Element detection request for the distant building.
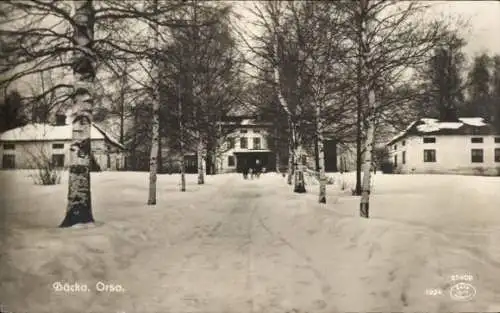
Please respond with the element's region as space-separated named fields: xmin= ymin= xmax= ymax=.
xmin=217 ymin=116 xmax=344 ymax=173
xmin=0 ymin=113 xmax=125 ymax=170
xmin=217 ymin=117 xmax=274 ymax=173
xmin=386 ymin=117 xmax=500 ymax=175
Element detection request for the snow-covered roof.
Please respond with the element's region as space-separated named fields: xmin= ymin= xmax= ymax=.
xmin=386 ymin=117 xmax=492 ymax=146
xmin=0 ymin=123 xmax=125 ymax=149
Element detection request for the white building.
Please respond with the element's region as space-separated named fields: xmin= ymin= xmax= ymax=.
xmin=386 ymin=117 xmax=500 ymax=175
xmin=0 ymin=114 xmax=125 ymax=171
xmin=217 ymin=118 xmax=274 ymax=173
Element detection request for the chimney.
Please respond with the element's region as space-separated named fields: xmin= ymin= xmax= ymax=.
xmin=65 ymin=109 xmax=73 ymax=125
xmin=55 ymin=113 xmax=66 ymax=126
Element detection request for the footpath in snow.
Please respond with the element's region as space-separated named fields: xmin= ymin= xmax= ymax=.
xmin=1 ymin=171 xmax=500 ymax=313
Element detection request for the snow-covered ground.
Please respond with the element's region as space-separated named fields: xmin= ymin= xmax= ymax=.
xmin=1 ymin=170 xmax=500 ymax=313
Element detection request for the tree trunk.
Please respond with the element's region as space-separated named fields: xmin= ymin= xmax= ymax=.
xmin=60 ymin=0 xmax=96 ymax=228
xmin=147 ymin=0 xmax=159 ymax=205
xmin=360 ymin=89 xmax=376 ymax=218
xmin=355 ymin=67 xmax=363 ymax=195
xmin=291 ymin=123 xmax=306 ymax=193
xmin=287 ymin=125 xmax=294 ymax=185
xmin=178 ymin=72 xmax=186 ymax=192
xmin=158 ymin=135 xmax=163 ymax=173
xmin=131 ymin=106 xmax=138 ymax=170
xmin=197 ymin=134 xmax=205 ymax=184
xmin=293 ymin=144 xmax=306 ymax=193
xmin=317 ymin=104 xmax=326 ymax=203
xmin=179 ymin=135 xmax=186 ymax=192
xmin=275 ymin=125 xmax=280 ymax=174
xmin=119 ymin=61 xmax=127 ymax=146
xmin=359 ymin=0 xmax=375 ymax=218
xmin=314 ymin=133 xmax=320 ymax=172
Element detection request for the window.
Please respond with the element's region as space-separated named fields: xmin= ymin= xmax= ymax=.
xmin=2 ymin=155 xmax=15 ymax=169
xmin=495 ymin=148 xmax=500 ymax=163
xmin=55 ymin=114 xmax=66 ymax=126
xmin=394 ymin=144 xmax=397 ymax=150
xmin=52 ymin=143 xmax=64 ymax=149
xmin=471 ymin=149 xmax=483 ymax=163
xmin=52 ymin=154 xmax=65 ymax=167
xmin=495 ymin=137 xmax=500 ymax=143
xmin=240 ymin=137 xmax=248 ymax=149
xmin=423 ymin=137 xmax=436 ymax=143
xmin=423 ymin=149 xmax=436 ymax=162
xmin=228 ymin=138 xmax=235 ymax=149
xmin=402 ymin=151 xmax=406 ymax=164
xmin=240 ymin=129 xmax=247 ymax=133
xmin=471 ymin=137 xmax=483 ymax=143
xmin=3 ymin=143 xmax=15 ymax=150
xmin=253 ymin=137 xmax=261 ymax=150
xmin=402 ymin=140 xmax=406 ymax=146
xmin=254 ymin=129 xmax=260 ymax=133
xmin=228 ymin=155 xmax=235 ymax=166
xmin=394 ymin=155 xmax=398 ymax=167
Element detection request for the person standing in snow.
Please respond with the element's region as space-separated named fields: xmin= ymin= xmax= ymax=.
xmin=242 ymin=164 xmax=248 ymax=179
xmin=254 ymin=159 xmax=261 ymax=179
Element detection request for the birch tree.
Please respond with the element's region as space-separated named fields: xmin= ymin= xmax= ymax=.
xmin=60 ymin=0 xmax=96 ymax=227
xmin=147 ymin=0 xmax=160 ymax=205
xmin=357 ymin=0 xmax=376 ymax=218
xmin=243 ymin=1 xmax=349 ymax=194
xmin=339 ymin=0 xmax=460 ymax=217
xmin=178 ymin=71 xmax=186 ymax=191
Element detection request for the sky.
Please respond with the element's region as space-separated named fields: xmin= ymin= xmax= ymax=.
xmin=9 ymin=0 xmax=500 ymax=99
xmin=232 ymin=0 xmax=500 ymax=61
xmin=428 ymin=1 xmax=500 ymax=57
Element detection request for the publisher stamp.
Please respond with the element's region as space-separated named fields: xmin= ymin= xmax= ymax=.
xmin=449 ymin=282 xmax=476 ymax=301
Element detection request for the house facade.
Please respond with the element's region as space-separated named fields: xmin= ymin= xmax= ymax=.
xmin=215 ymin=117 xmax=346 ymax=173
xmin=0 ymin=115 xmax=125 ymax=171
xmin=217 ymin=118 xmax=274 ymax=173
xmin=386 ymin=117 xmax=500 ymax=175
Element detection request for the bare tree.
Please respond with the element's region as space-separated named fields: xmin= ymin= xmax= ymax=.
xmin=147 ymin=0 xmax=160 ymax=205
xmin=337 ymin=0 xmax=461 ymax=217
xmin=60 ymin=0 xmax=96 ymax=227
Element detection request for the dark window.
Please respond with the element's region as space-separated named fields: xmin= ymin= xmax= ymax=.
xmin=55 ymin=114 xmax=66 ymax=126
xmin=228 ymin=138 xmax=235 ymax=149
xmin=394 ymin=144 xmax=397 ymax=150
xmin=240 ymin=129 xmax=247 ymax=133
xmin=495 ymin=148 xmax=500 ymax=162
xmin=240 ymin=137 xmax=247 ymax=149
xmin=423 ymin=149 xmax=436 ymax=162
xmin=254 ymin=129 xmax=260 ymax=133
xmin=253 ymin=137 xmax=261 ymax=150
xmin=228 ymin=155 xmax=235 ymax=166
xmin=394 ymin=155 xmax=398 ymax=167
xmin=495 ymin=137 xmax=500 ymax=143
xmin=402 ymin=140 xmax=406 ymax=146
xmin=3 ymin=143 xmax=15 ymax=150
xmin=402 ymin=151 xmax=406 ymax=164
xmin=52 ymin=143 xmax=64 ymax=149
xmin=52 ymin=154 xmax=65 ymax=167
xmin=471 ymin=149 xmax=483 ymax=163
xmin=471 ymin=137 xmax=483 ymax=143
xmin=423 ymin=137 xmax=436 ymax=143
xmin=2 ymin=155 xmax=15 ymax=168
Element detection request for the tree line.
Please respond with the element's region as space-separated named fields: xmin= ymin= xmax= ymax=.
xmin=0 ymin=0 xmax=497 ymax=227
